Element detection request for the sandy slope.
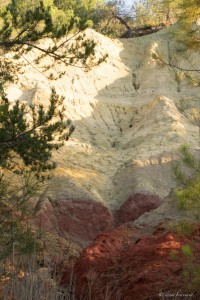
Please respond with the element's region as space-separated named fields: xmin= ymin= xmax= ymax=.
xmin=6 ymin=28 xmax=200 ymax=211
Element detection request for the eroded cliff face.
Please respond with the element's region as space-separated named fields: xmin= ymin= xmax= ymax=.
xmin=5 ymin=28 xmax=200 ymax=244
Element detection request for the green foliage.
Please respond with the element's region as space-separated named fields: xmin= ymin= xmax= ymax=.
xmin=128 ymin=0 xmax=178 ymax=28
xmin=54 ymin=0 xmax=100 ymax=25
xmin=133 ymin=0 xmax=200 ymax=29
xmin=188 ymin=266 xmax=200 ymax=291
xmin=179 ymin=144 xmax=196 ymax=170
xmin=0 ymin=89 xmax=74 ymax=259
xmin=173 ymin=145 xmax=200 ymax=215
xmin=170 ymin=242 xmax=200 ymax=292
xmin=170 ymin=0 xmax=200 ymax=50
xmin=0 ymin=79 xmax=73 ymax=259
xmin=172 ymin=144 xmax=200 ymax=291
xmin=173 ymin=144 xmax=198 ymax=185
xmin=0 ymin=0 xmax=104 ymax=264
xmin=93 ymin=1 xmax=133 ymax=37
xmin=0 ymin=221 xmax=41 ymax=259
xmin=0 ymin=170 xmax=42 ymax=260
xmin=173 ymin=163 xmax=187 ymax=186
xmin=73 ymin=0 xmax=99 ymax=26
xmin=0 ymin=0 xmax=73 ymax=39
xmin=175 ymin=178 xmax=200 ymax=211
xmin=181 ymin=244 xmax=200 ymax=292
xmin=181 ymin=244 xmax=194 ymax=259
xmin=133 ymin=0 xmax=163 ymax=27
xmin=0 ymin=88 xmax=74 ymax=177
xmin=0 ymin=0 xmax=106 ymax=70
xmin=168 ymin=220 xmax=196 ymax=236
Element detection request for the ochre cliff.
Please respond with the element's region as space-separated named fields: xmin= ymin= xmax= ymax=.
xmin=5 ymin=27 xmax=200 ymax=252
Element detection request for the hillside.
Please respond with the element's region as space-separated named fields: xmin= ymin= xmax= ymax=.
xmin=3 ymin=25 xmax=200 ymax=298
xmin=6 ymin=27 xmax=200 ymax=207
xmin=4 ymin=26 xmax=200 ymax=236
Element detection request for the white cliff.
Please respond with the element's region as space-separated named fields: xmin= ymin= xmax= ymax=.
xmin=6 ymin=27 xmax=200 ymax=211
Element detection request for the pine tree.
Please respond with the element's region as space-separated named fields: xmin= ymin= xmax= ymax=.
xmin=170 ymin=0 xmax=200 ymax=50
xmin=0 ymin=0 xmax=104 ymax=261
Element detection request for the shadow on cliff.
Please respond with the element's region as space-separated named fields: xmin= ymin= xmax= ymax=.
xmin=62 ymin=29 xmax=180 ymax=211
xmin=35 ymin=29 xmax=188 ymax=246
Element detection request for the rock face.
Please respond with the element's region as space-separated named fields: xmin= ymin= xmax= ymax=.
xmin=34 ymin=198 xmax=113 ymax=243
xmin=61 ymin=225 xmax=200 ymax=300
xmin=117 ymin=193 xmax=161 ymax=224
xmin=5 ymin=27 xmax=200 ymax=249
xmin=6 ymin=27 xmax=200 ymax=215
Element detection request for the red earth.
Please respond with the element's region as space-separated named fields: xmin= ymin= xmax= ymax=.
xmin=35 ymin=198 xmax=113 ymax=242
xmin=116 ymin=193 xmax=161 ymax=225
xmin=34 ymin=193 xmax=161 ymax=243
xmin=61 ymin=224 xmax=200 ymax=300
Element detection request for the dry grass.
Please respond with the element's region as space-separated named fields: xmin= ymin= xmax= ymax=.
xmin=0 ymin=255 xmax=73 ymax=300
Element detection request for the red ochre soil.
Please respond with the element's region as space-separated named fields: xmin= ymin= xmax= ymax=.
xmin=35 ymin=193 xmax=200 ymax=299
xmin=61 ymin=224 xmax=200 ymax=300
xmin=117 ymin=193 xmax=161 ymax=225
xmin=35 ymin=199 xmax=113 ymax=242
xmin=34 ymin=193 xmax=160 ymax=243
